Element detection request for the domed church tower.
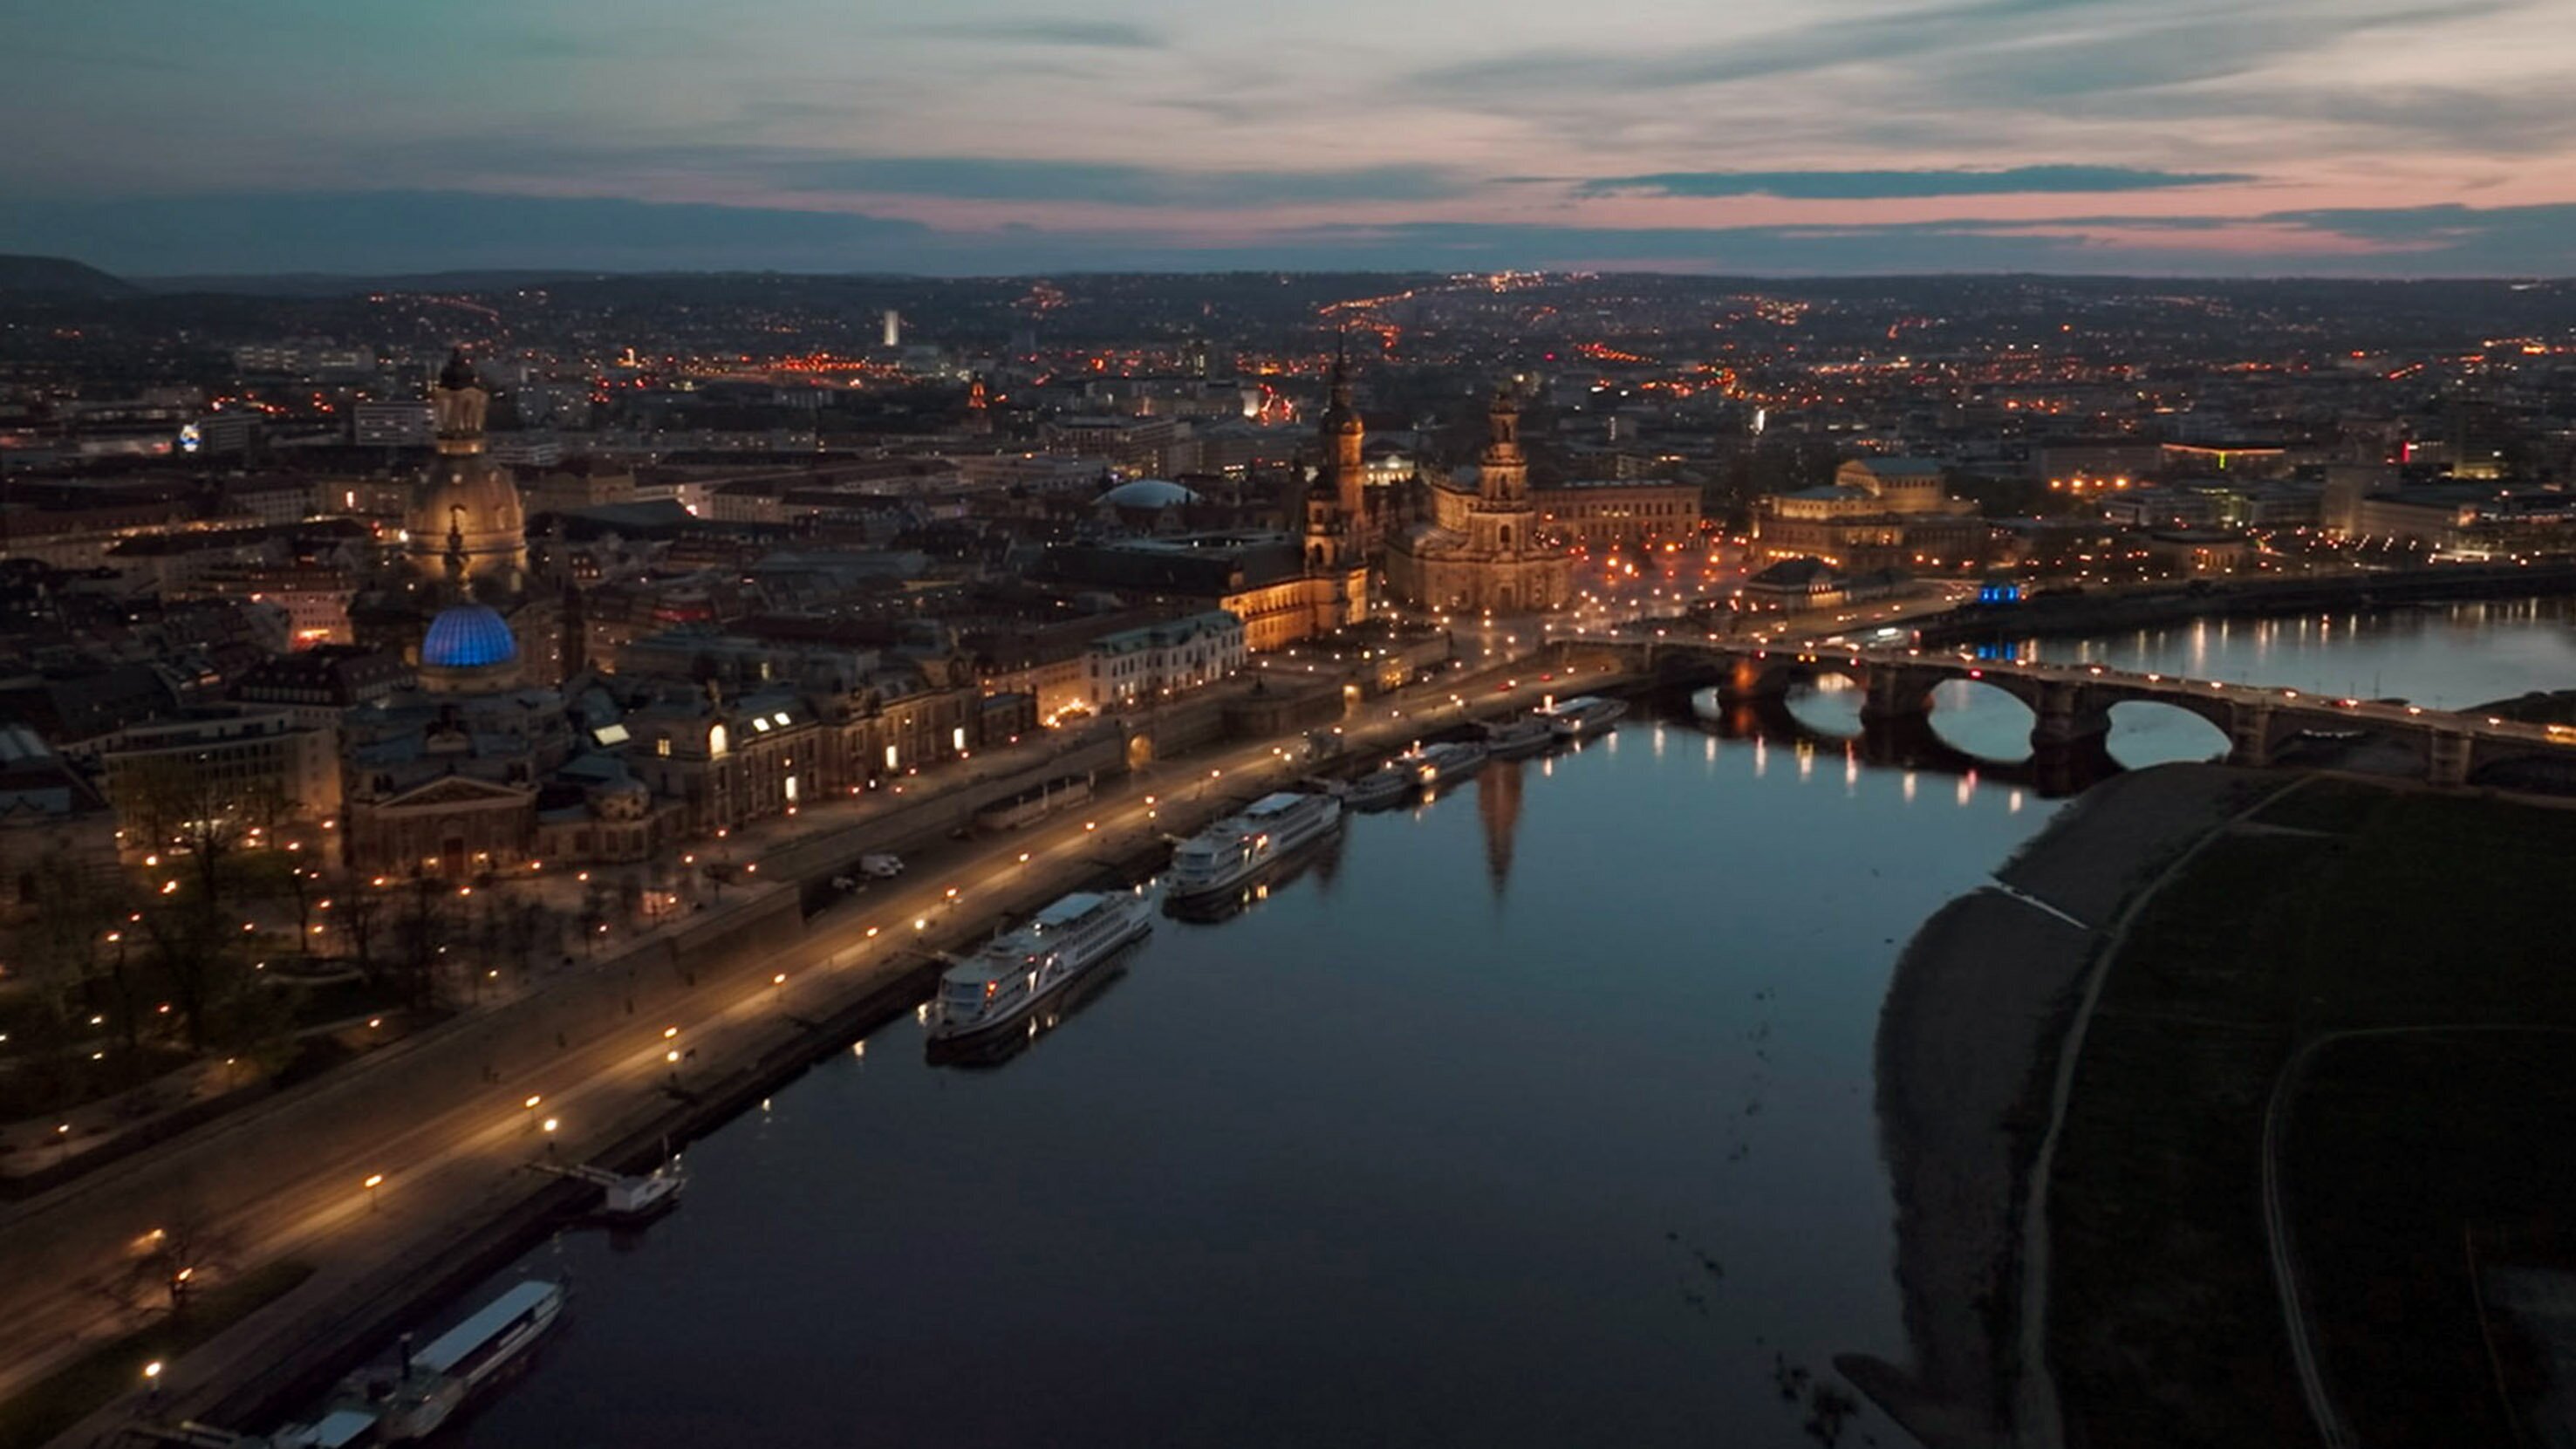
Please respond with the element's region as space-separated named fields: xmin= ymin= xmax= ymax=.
xmin=405 ymin=348 xmax=526 ymax=595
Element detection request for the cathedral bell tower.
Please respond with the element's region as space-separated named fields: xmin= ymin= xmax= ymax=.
xmin=1478 ymin=386 xmax=1527 ymax=505
xmin=1322 ymin=333 xmax=1365 ymax=521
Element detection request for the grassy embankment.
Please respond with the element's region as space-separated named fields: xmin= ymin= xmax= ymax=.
xmin=0 ymin=1260 xmax=315 ymax=1448
xmin=2046 ymin=780 xmax=2576 ymax=1447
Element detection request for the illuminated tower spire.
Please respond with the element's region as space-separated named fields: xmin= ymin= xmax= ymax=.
xmin=1322 ymin=331 xmax=1364 ymax=520
xmin=1479 ymin=385 xmax=1526 ymax=505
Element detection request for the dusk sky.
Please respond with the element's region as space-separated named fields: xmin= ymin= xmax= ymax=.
xmin=6 ymin=0 xmax=2574 ymax=276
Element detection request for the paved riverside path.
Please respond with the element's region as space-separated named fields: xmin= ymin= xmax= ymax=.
xmin=15 ymin=642 xmax=1625 ymax=1446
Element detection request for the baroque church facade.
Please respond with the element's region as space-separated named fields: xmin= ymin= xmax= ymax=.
xmin=1385 ymin=388 xmax=1574 ymax=614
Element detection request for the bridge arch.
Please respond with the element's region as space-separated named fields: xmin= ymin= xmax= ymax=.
xmin=1920 ymin=677 xmax=2040 ymax=762
xmin=2467 ymin=742 xmax=2576 ymax=794
xmin=2101 ymin=699 xmax=2231 ymax=768
xmin=1728 ymin=651 xmax=1869 ymax=701
xmin=1774 ymin=669 xmax=1869 ymax=737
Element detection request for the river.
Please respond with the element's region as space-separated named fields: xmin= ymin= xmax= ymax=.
xmin=427 ymin=598 xmax=2576 ymax=1449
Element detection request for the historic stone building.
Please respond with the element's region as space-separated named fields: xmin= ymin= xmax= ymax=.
xmin=352 ymin=350 xmax=567 ymax=686
xmin=1386 ymin=388 xmax=1574 ymax=615
xmin=410 ymin=350 xmax=528 ymax=591
xmin=1751 ymin=456 xmax=1985 ymax=571
xmin=1531 ymin=477 xmax=1705 ymax=552
xmin=1036 ymin=352 xmax=1372 ymax=652
xmin=339 ymin=602 xmax=571 ymax=877
xmin=1294 ymin=343 xmax=1371 ymax=627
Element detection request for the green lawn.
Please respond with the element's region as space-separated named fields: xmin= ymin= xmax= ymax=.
xmin=0 ymin=1260 xmax=314 ymax=1449
xmin=2285 ymin=1033 xmax=2576 ymax=1449
xmin=2045 ymin=780 xmax=2576 ymax=1446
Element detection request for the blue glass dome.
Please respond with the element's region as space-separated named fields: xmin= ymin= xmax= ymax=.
xmin=421 ymin=605 xmax=518 ymax=669
xmin=1097 ymin=478 xmax=1199 ymax=509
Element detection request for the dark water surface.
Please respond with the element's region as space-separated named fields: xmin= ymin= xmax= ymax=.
xmin=437 ymin=601 xmax=2576 ymax=1449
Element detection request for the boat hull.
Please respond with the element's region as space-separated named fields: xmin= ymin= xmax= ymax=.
xmin=1483 ymin=725 xmax=1554 ymax=759
xmin=1346 ymin=772 xmax=1410 ymax=809
xmin=1548 ymin=701 xmax=1629 ymax=739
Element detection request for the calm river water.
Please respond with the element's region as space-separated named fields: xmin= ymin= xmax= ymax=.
xmin=436 ymin=598 xmax=2575 ymax=1449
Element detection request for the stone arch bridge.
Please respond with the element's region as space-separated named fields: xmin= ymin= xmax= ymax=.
xmin=1564 ymin=637 xmax=2573 ymax=789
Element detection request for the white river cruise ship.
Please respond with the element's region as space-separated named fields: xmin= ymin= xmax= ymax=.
xmin=1166 ymin=791 xmax=1343 ymax=904
xmin=930 ymin=889 xmax=1155 ymax=1042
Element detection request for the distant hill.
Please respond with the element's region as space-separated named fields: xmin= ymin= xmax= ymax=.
xmin=132 ymin=269 xmax=615 ymax=297
xmin=0 ymin=255 xmax=140 ymax=299
xmin=126 ymin=268 xmax=936 ymax=297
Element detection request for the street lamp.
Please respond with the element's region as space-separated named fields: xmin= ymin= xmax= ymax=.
xmin=363 ymin=1172 xmax=385 ymax=1211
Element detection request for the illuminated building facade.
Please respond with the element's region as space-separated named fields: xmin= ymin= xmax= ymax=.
xmin=1530 ymin=478 xmax=1704 ymax=551
xmin=1385 ymin=388 xmax=1574 ymax=614
xmin=1753 ymin=457 xmax=1985 ymax=571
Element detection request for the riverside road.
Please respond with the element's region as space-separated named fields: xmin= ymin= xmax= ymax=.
xmin=0 ymin=646 xmax=1603 ymax=1443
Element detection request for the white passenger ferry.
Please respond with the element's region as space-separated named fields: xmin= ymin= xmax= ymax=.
xmin=930 ymin=889 xmax=1154 ymax=1043
xmin=1538 ymin=694 xmax=1628 ymax=740
xmin=1166 ymin=791 xmax=1343 ymax=904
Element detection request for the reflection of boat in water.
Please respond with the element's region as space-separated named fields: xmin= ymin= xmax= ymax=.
xmin=1479 ymin=713 xmax=1555 ymax=759
xmin=1539 ymin=694 xmax=1628 ymax=739
xmin=311 ymin=1279 xmax=569 ymax=1443
xmin=928 ymin=888 xmax=1154 ymax=1047
xmin=928 ymin=960 xmax=1131 ymax=1068
xmin=1165 ymin=791 xmax=1343 ymax=907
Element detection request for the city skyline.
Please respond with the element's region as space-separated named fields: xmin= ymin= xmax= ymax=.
xmin=6 ymin=0 xmax=2575 ymax=276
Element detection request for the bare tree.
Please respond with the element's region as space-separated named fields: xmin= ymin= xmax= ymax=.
xmin=389 ymin=874 xmax=454 ymax=1012
xmin=336 ymin=876 xmax=388 ymax=981
xmin=98 ymin=1200 xmax=235 ymax=1322
xmin=10 ymin=845 xmax=129 ymax=1046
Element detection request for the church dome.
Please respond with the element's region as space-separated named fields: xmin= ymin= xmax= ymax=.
xmin=406 ymin=452 xmax=527 ymax=586
xmin=1097 ymin=478 xmax=1200 ymax=509
xmin=422 ymin=604 xmax=518 ymax=670
xmin=587 ymin=776 xmax=650 ymax=822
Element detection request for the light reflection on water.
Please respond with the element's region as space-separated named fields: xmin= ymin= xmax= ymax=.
xmin=426 ymin=601 xmax=2576 ymax=1449
xmin=1778 ymin=598 xmax=2576 ymax=770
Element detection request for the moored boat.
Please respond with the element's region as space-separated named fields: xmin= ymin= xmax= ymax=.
xmin=1166 ymin=791 xmax=1343 ymax=904
xmin=600 ymin=1159 xmax=685 ymax=1220
xmin=1346 ymin=763 xmax=1412 ymax=808
xmin=1402 ymin=738 xmax=1489 ymax=787
xmin=1538 ymin=694 xmax=1628 ymax=740
xmin=930 ymin=888 xmax=1154 ymax=1044
xmin=1479 ymin=713 xmax=1554 ymax=759
xmin=332 ymin=1279 xmax=567 ymax=1441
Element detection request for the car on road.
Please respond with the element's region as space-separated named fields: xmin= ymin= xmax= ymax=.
xmin=859 ymin=853 xmax=904 ymax=878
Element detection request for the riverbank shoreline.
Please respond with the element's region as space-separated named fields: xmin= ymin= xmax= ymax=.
xmin=1841 ymin=763 xmax=2273 ymax=1448
xmin=1917 ymin=562 xmax=2576 ymax=648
